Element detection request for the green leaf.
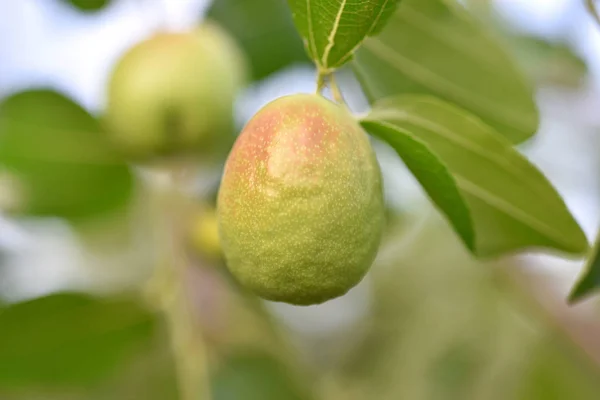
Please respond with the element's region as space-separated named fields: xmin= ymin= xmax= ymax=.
xmin=0 ymin=293 xmax=157 ymax=388
xmin=370 ymin=124 xmax=474 ymax=251
xmin=212 ymin=352 xmax=310 ymax=400
xmin=428 ymin=341 xmax=482 ymax=400
xmin=517 ymin=335 xmax=600 ymax=400
xmin=362 ymin=95 xmax=587 ymax=257
xmin=60 ymin=0 xmax=113 ymax=13
xmin=569 ymin=233 xmax=600 ymax=302
xmin=505 ymin=34 xmax=588 ymax=89
xmin=207 ymin=0 xmax=309 ymax=81
xmin=287 ymin=0 xmax=399 ymax=71
xmin=353 ymin=0 xmax=539 ymax=144
xmin=0 ymin=89 xmax=134 ymax=221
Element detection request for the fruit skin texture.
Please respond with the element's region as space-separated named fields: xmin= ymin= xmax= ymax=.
xmin=104 ymin=22 xmax=246 ymax=160
xmin=217 ymin=94 xmax=384 ymax=305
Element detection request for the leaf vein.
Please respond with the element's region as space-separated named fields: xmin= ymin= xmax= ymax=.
xmin=361 ymin=38 xmax=533 ymax=131
xmin=397 ymin=3 xmax=499 ymax=69
xmin=321 ymin=0 xmax=348 ymax=68
xmin=366 ymin=111 xmax=524 ymax=179
xmin=365 ymin=118 xmax=568 ymax=245
xmin=307 ymin=0 xmax=318 ymax=62
xmin=335 ymin=0 xmax=393 ymax=67
xmin=454 ymin=175 xmax=569 ymax=247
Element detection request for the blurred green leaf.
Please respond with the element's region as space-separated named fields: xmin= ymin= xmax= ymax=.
xmin=212 ymin=352 xmax=309 ymax=400
xmin=287 ymin=0 xmax=399 ymax=71
xmin=92 ymin=324 xmax=178 ymax=400
xmin=0 ymin=89 xmax=134 ymax=221
xmin=0 ymin=293 xmax=156 ymax=388
xmin=337 ymin=214 xmax=600 ymax=399
xmin=353 ymin=0 xmax=538 ymax=144
xmin=60 ymin=0 xmax=113 ymax=13
xmin=428 ymin=341 xmax=482 ymax=400
xmin=517 ymin=335 xmax=600 ymax=400
xmin=207 ymin=0 xmax=309 ymax=81
xmin=362 ymin=95 xmax=587 ymax=257
xmin=370 ymin=125 xmax=474 ymax=251
xmin=506 ymin=34 xmax=588 ymax=88
xmin=569 ymin=232 xmax=600 ymax=302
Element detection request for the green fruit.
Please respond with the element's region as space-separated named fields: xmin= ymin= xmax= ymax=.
xmin=217 ymin=94 xmax=384 ymax=305
xmin=64 ymin=0 xmax=112 ymax=12
xmin=104 ymin=23 xmax=246 ymax=160
xmin=189 ymin=205 xmax=223 ymax=261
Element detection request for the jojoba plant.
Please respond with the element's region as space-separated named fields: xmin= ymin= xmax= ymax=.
xmin=104 ymin=22 xmax=246 ymax=160
xmin=217 ymin=94 xmax=385 ymax=305
xmin=2 ymin=0 xmax=599 ymax=398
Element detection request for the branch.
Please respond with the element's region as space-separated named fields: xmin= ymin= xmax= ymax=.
xmin=586 ymin=0 xmax=600 ymax=28
xmin=146 ymin=169 xmax=211 ymax=400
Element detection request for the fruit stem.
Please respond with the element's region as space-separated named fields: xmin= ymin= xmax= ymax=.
xmin=329 ymin=73 xmax=345 ymax=105
xmin=316 ymin=71 xmax=327 ymax=93
xmin=316 ymin=71 xmax=348 ymax=107
xmin=147 ymin=168 xmax=212 ymax=400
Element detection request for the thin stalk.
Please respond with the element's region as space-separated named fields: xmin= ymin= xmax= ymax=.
xmin=587 ymin=0 xmax=600 ymax=28
xmin=329 ymin=73 xmax=345 ymax=105
xmin=316 ymin=71 xmax=349 ymax=109
xmin=316 ymin=71 xmax=327 ymax=93
xmin=166 ymin=235 xmax=210 ymax=400
xmin=148 ymin=170 xmax=211 ymax=400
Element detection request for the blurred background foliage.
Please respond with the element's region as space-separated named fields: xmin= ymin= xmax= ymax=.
xmin=1 ymin=0 xmax=600 ymax=399
xmin=206 ymin=0 xmax=309 ymax=81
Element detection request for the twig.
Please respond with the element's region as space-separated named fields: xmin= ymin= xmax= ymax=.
xmin=316 ymin=71 xmax=349 ymax=109
xmin=586 ymin=0 xmax=600 ymax=28
xmin=316 ymin=71 xmax=327 ymax=93
xmin=329 ymin=73 xmax=346 ymax=105
xmin=147 ymin=169 xmax=211 ymax=400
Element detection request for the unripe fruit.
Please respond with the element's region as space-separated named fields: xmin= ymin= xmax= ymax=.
xmin=217 ymin=94 xmax=384 ymax=305
xmin=66 ymin=0 xmax=112 ymax=12
xmin=104 ymin=22 xmax=246 ymax=160
xmin=189 ymin=205 xmax=223 ymax=261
